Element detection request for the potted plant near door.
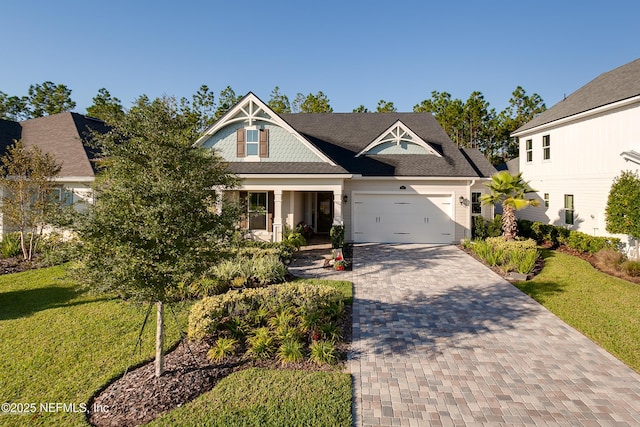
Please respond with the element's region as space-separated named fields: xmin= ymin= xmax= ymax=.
xmin=334 ymin=260 xmax=346 ymax=271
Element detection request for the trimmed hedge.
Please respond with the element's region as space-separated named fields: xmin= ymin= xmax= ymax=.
xmin=520 ymin=220 xmax=621 ymax=254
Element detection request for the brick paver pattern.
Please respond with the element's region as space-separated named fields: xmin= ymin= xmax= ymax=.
xmin=349 ymin=244 xmax=640 ymax=426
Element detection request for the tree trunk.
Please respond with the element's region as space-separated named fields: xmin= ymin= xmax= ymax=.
xmin=155 ymin=301 xmax=165 ymax=377
xmin=19 ymin=231 xmax=28 ymax=260
xmin=502 ymin=204 xmax=518 ymax=241
xmin=636 ymin=239 xmax=639 ymax=261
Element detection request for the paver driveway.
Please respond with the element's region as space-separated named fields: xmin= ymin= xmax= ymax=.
xmin=349 ymin=244 xmax=640 ymax=426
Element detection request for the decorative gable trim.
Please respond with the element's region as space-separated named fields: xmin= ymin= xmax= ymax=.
xmin=196 ymin=92 xmax=336 ymax=166
xmin=355 ymin=120 xmax=442 ymax=157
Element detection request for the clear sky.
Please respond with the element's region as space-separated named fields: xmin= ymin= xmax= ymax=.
xmin=2 ymin=0 xmax=639 ymax=115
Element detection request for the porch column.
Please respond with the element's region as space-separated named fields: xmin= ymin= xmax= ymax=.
xmin=273 ymin=189 xmax=283 ymax=242
xmin=333 ymin=189 xmax=343 ymax=226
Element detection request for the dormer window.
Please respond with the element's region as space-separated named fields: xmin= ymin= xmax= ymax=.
xmin=237 ymin=127 xmax=269 ymax=158
xmin=246 ymin=129 xmax=259 ymax=156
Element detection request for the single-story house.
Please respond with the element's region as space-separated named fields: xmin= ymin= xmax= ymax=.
xmin=512 ymin=57 xmax=640 ymax=240
xmin=0 ymin=112 xmax=107 ymax=236
xmin=196 ymin=92 xmax=497 ymax=243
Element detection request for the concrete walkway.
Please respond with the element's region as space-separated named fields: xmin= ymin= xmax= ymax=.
xmin=349 ymin=243 xmax=640 ymax=426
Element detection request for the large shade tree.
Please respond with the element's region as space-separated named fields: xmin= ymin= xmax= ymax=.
xmin=481 ymin=171 xmax=538 ymax=240
xmin=74 ymin=96 xmax=239 ymax=377
xmin=605 ymin=170 xmax=640 ymax=259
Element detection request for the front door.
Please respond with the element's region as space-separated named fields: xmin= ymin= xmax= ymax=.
xmin=316 ymin=192 xmax=334 ymax=233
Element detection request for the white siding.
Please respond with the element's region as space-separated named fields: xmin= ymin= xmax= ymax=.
xmin=517 ymin=101 xmax=640 ymax=236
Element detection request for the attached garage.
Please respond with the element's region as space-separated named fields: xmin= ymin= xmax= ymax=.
xmin=352 ymin=193 xmax=454 ymax=243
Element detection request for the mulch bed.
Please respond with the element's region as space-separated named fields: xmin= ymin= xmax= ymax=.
xmin=0 ymin=256 xmax=42 ymax=275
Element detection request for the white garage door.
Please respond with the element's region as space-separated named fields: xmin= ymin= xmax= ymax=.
xmin=352 ymin=193 xmax=453 ymax=243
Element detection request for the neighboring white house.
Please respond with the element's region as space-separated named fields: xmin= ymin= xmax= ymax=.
xmin=196 ymin=92 xmax=496 ymax=243
xmin=0 ymin=112 xmax=107 ymax=237
xmin=512 ymin=58 xmax=640 ymax=240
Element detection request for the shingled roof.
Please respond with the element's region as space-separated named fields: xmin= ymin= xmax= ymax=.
xmin=514 ymin=57 xmax=640 ymax=134
xmin=274 ymin=113 xmax=493 ymax=177
xmin=0 ymin=112 xmax=108 ymax=178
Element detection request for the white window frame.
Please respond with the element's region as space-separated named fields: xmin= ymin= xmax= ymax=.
xmin=564 ymin=194 xmax=574 ymax=225
xmin=245 ymin=128 xmax=259 ymax=157
xmin=542 ymin=135 xmax=551 ymax=160
xmin=471 ymin=192 xmax=482 ymax=215
xmin=248 ymin=191 xmax=268 ymax=230
xmin=544 ymin=193 xmax=549 ymax=208
xmin=525 ymin=139 xmax=533 ymax=162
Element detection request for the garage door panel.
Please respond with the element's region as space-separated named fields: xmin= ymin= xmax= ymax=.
xmin=353 ymin=194 xmax=453 ymax=243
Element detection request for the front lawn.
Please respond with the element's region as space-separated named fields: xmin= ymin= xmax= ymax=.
xmin=0 ymin=266 xmax=353 ymax=426
xmin=515 ymin=250 xmax=640 ymax=372
xmin=149 ymin=368 xmax=352 ymax=427
xmin=0 ymin=265 xmax=190 ymax=426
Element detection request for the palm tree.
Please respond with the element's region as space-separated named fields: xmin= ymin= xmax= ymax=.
xmin=481 ymin=171 xmax=538 ymax=240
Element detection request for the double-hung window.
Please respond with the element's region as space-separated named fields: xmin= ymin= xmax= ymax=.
xmin=544 ymin=193 xmax=549 ymax=208
xmin=564 ymin=194 xmax=574 ymax=225
xmin=525 ymin=139 xmax=533 ymax=162
xmin=236 ymin=127 xmax=269 ymax=158
xmin=246 ymin=129 xmax=259 ymax=156
xmin=240 ymin=191 xmax=273 ymax=231
xmin=471 ymin=192 xmax=482 ymax=215
xmin=542 ymin=135 xmax=551 ymax=160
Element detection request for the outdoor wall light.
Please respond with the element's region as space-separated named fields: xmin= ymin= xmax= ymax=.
xmin=343 ymin=195 xmax=348 ymax=204
xmin=459 ymin=196 xmax=465 ymax=205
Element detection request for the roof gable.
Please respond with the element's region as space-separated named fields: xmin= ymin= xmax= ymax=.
xmin=197 ymin=93 xmax=337 ymax=166
xmin=0 ymin=112 xmax=108 ymax=178
xmin=356 ymin=120 xmax=442 ymax=157
xmin=514 ymin=57 xmax=640 ymax=134
xmin=281 ymin=113 xmax=484 ymax=177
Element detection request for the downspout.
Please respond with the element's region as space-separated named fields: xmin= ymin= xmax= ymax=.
xmin=467 ymin=179 xmax=476 ymax=240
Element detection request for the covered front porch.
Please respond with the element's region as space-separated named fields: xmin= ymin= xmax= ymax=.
xmin=230 ymin=176 xmax=348 ymax=242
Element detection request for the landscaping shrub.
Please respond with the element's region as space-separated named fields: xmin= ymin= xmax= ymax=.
xmin=39 ymin=232 xmax=80 ymax=266
xmin=208 ymin=337 xmax=238 ymax=362
xmin=564 ymin=230 xmax=620 ymax=254
xmin=188 ymin=282 xmax=345 ymax=364
xmin=309 ymin=340 xmax=338 ymax=365
xmin=212 ymin=254 xmax=287 ymax=288
xmin=517 ymin=219 xmax=534 ymax=239
xmin=530 ymin=222 xmax=570 ymax=247
xmin=621 ymin=260 xmax=640 ymax=277
xmin=283 ymin=225 xmax=307 ymax=249
xmin=472 ymin=216 xmax=489 ymax=240
xmin=486 ymin=214 xmax=503 ymax=238
xmin=0 ymin=232 xmax=21 ymax=258
xmin=330 ymin=224 xmax=345 ymax=249
xmin=467 ymin=237 xmax=539 ymax=274
xmin=594 ymin=249 xmax=626 ymax=270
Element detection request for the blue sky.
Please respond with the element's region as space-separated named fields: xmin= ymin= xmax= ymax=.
xmin=3 ymin=0 xmax=639 ymax=115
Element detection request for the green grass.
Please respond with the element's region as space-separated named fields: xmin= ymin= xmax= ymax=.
xmin=0 ymin=265 xmax=191 ymax=427
xmin=149 ymin=368 xmax=352 ymax=427
xmin=515 ymin=250 xmax=640 ymax=372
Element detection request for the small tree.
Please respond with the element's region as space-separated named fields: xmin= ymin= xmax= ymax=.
xmin=481 ymin=171 xmax=538 ymax=240
xmin=74 ymin=96 xmax=239 ymax=377
xmin=0 ymin=141 xmax=62 ymax=260
xmin=605 ymin=170 xmax=640 ymax=259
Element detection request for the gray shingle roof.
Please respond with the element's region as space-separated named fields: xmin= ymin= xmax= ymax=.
xmin=514 ymin=57 xmax=640 ymax=134
xmin=460 ymin=148 xmax=497 ymax=178
xmin=271 ymin=112 xmax=485 ymax=177
xmin=0 ymin=112 xmax=108 ymax=178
